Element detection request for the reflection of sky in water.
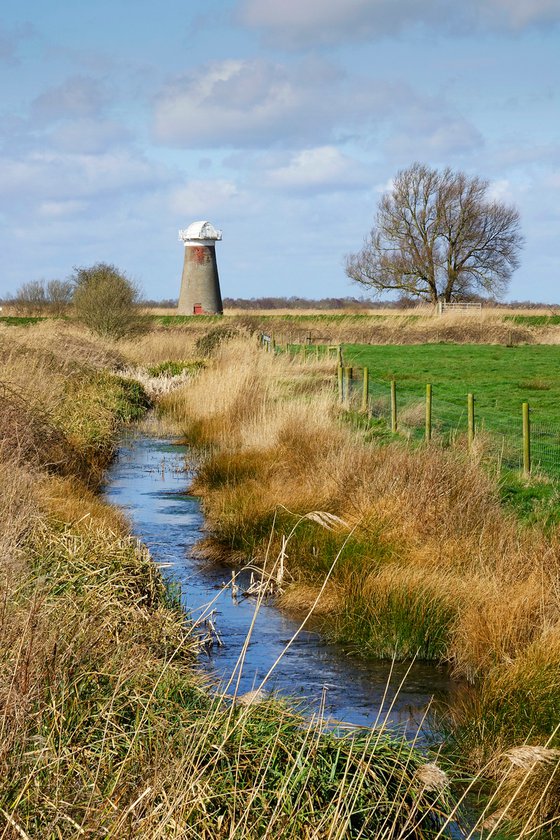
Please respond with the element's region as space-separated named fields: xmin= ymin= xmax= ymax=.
xmin=104 ymin=435 xmax=453 ymax=736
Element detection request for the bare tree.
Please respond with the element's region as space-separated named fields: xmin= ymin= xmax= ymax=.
xmin=46 ymin=279 xmax=73 ymax=315
xmin=12 ymin=280 xmax=47 ymax=315
xmin=11 ymin=278 xmax=74 ymax=316
xmin=345 ymin=163 xmax=523 ymax=304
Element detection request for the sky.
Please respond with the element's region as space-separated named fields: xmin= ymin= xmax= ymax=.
xmin=0 ymin=0 xmax=559 ymax=303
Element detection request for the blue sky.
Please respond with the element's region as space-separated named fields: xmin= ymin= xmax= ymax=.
xmin=0 ymin=0 xmax=558 ymax=302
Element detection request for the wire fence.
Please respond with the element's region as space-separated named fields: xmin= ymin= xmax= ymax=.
xmin=339 ymin=366 xmax=560 ymax=478
xmin=260 ymin=335 xmax=560 ymax=480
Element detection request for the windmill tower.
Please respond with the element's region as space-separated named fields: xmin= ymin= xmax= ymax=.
xmin=177 ymin=220 xmax=223 ymax=315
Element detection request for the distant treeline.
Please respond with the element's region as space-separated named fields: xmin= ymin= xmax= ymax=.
xmin=141 ymin=295 xmax=560 ymax=310
xmin=2 ymin=293 xmax=559 ymax=313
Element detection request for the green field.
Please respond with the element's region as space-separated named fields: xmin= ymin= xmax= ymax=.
xmin=342 ymin=343 xmax=560 ymax=475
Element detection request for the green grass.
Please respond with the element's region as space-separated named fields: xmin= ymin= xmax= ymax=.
xmin=0 ymin=315 xmax=47 ymax=326
xmin=152 ymin=314 xmax=223 ymax=326
xmin=342 ymin=343 xmax=560 ymax=476
xmin=505 ymin=314 xmax=560 ymax=326
xmin=146 ymin=359 xmax=205 ymax=376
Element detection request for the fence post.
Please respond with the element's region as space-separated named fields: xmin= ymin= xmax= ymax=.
xmin=362 ymin=367 xmax=369 ymax=413
xmin=523 ymin=402 xmax=531 ymax=477
xmin=343 ymin=367 xmax=352 ymax=404
xmin=391 ymin=379 xmax=397 ymax=433
xmin=425 ymin=383 xmax=432 ymax=441
xmin=337 ymin=345 xmax=343 ymax=367
xmin=337 ymin=366 xmax=343 ymax=403
xmin=467 ymin=393 xmax=475 ymax=449
xmin=316 ymin=345 xmax=320 ymax=361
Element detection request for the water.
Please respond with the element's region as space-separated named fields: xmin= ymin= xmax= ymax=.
xmin=104 ymin=434 xmax=453 ymax=735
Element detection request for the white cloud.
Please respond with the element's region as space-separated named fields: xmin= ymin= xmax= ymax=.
xmin=152 ymin=57 xmax=481 ymax=157
xmin=486 ymin=178 xmax=515 ymax=203
xmin=38 ymin=199 xmax=88 ymax=218
xmin=153 ymin=58 xmax=345 ymax=148
xmin=261 ymin=146 xmax=368 ymax=192
xmin=384 ymin=96 xmax=484 ymax=160
xmin=485 ymin=0 xmax=560 ymax=29
xmin=238 ymin=0 xmax=560 ymax=47
xmin=0 ymin=150 xmax=170 ymax=205
xmin=169 ymin=179 xmax=242 ymax=217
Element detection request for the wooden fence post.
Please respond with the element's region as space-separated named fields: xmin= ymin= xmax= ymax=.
xmin=425 ymin=383 xmax=432 ymax=441
xmin=344 ymin=367 xmax=352 ymax=403
xmin=467 ymin=393 xmax=475 ymax=449
xmin=337 ymin=345 xmax=343 ymax=367
xmin=391 ymin=379 xmax=397 ymax=433
xmin=523 ymin=402 xmax=531 ymax=476
xmin=337 ymin=366 xmax=343 ymax=403
xmin=362 ymin=367 xmax=369 ymax=413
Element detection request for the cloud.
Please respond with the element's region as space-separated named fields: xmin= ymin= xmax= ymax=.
xmin=237 ymin=0 xmax=560 ymax=47
xmin=48 ymin=118 xmax=132 ymax=154
xmin=31 ymin=75 xmax=109 ymax=122
xmin=38 ymin=199 xmax=89 ymax=218
xmin=169 ymin=178 xmax=243 ymax=217
xmin=152 ymin=57 xmax=480 ymax=156
xmin=259 ymin=146 xmax=368 ymax=193
xmin=153 ymin=58 xmax=346 ymax=148
xmin=386 ymin=106 xmax=484 ymax=159
xmin=0 ymin=150 xmax=170 ymax=207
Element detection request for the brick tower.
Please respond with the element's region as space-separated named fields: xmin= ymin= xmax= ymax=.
xmin=177 ymin=220 xmax=223 ymax=315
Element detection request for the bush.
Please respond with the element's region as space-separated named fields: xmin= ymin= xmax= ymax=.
xmin=195 ymin=325 xmax=239 ymax=357
xmin=72 ymin=263 xmax=145 ymax=339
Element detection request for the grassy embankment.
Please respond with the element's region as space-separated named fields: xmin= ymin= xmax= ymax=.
xmin=161 ymin=332 xmax=560 ymax=835
xmin=0 ymin=320 xmax=457 ymax=838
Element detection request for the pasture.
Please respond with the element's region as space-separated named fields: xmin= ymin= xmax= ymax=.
xmin=342 ymin=342 xmax=560 ymax=475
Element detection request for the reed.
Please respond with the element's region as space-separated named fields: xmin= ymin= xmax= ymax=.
xmin=0 ymin=322 xmax=461 ymax=837
xmin=162 ymin=334 xmax=560 ymax=828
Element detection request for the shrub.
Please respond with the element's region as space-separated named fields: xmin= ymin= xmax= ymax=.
xmin=195 ymin=325 xmax=239 ymax=357
xmin=72 ymin=262 xmax=145 ymax=339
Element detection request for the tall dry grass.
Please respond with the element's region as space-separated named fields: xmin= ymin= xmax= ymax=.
xmin=162 ymin=336 xmax=560 ymax=828
xmin=0 ymin=322 xmax=461 ymax=837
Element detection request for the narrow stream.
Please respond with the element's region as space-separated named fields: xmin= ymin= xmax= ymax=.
xmin=104 ymin=434 xmax=453 ymax=735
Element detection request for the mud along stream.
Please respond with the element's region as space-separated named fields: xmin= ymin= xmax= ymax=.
xmin=104 ymin=433 xmax=453 ymax=735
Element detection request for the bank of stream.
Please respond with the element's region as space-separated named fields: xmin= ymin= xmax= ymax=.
xmin=105 ymin=432 xmax=455 ymax=737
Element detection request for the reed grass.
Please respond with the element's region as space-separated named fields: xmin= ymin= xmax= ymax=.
xmin=161 ymin=335 xmax=560 ymax=832
xmin=0 ymin=322 xmax=463 ymax=837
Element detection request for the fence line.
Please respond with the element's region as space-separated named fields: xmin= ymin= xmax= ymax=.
xmin=258 ymin=334 xmax=559 ymax=480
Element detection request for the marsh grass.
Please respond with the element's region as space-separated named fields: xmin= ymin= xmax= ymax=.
xmin=161 ymin=335 xmax=560 ymax=831
xmin=0 ymin=322 xmax=468 ymax=838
